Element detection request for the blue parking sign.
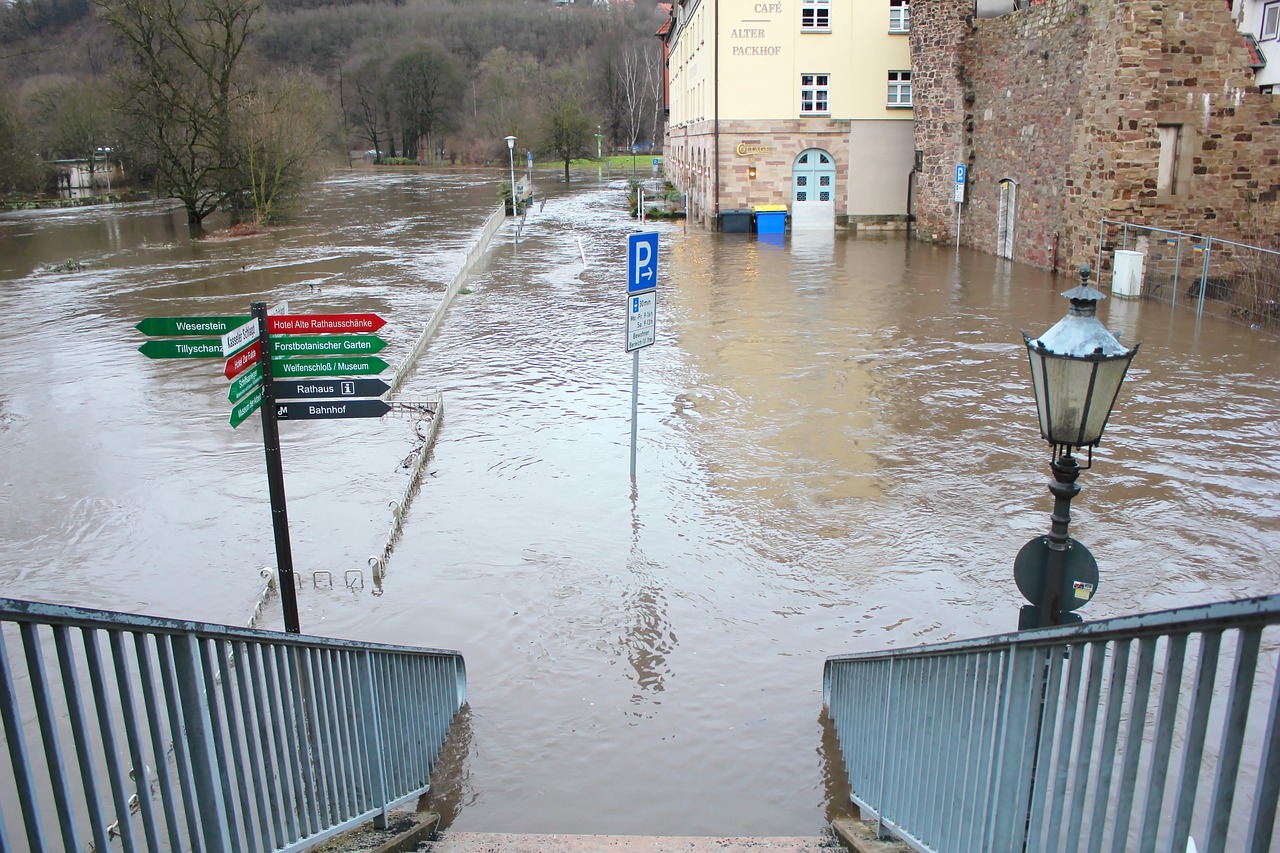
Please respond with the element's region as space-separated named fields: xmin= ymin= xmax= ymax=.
xmin=627 ymin=232 xmax=659 ymax=294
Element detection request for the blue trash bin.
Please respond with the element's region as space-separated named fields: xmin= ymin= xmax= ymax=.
xmin=753 ymin=204 xmax=788 ymax=235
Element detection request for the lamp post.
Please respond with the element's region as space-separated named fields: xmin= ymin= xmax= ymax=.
xmin=504 ymin=135 xmax=517 ymax=217
xmin=1015 ymin=264 xmax=1140 ymax=629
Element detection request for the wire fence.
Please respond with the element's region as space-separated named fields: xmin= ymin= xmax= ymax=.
xmin=1096 ymin=220 xmax=1280 ymax=329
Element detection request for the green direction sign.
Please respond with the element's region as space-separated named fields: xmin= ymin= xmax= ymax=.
xmin=136 ymin=316 xmax=248 ymax=337
xmin=139 ymin=339 xmax=224 ymax=359
xmin=228 ymin=364 xmax=264 ymax=402
xmin=271 ymin=356 xmax=389 ymax=379
xmin=270 ymin=335 xmax=386 ymax=358
xmin=230 ymin=384 xmax=265 ymax=429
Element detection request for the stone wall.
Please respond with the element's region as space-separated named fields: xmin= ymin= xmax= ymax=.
xmin=908 ymin=0 xmax=971 ymax=244
xmin=912 ymin=0 xmax=1280 ymax=274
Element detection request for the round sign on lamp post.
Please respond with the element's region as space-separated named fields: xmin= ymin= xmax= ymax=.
xmin=1016 ymin=264 xmax=1140 ymax=629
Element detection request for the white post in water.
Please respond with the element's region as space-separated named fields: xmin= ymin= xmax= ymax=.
xmin=625 ymin=232 xmax=659 ymax=480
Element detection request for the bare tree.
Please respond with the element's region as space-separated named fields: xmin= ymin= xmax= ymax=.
xmin=645 ymin=41 xmax=663 ymax=152
xmin=343 ymin=56 xmax=391 ymax=161
xmin=26 ymin=77 xmax=114 ymax=181
xmin=619 ymin=43 xmax=647 ymax=150
xmin=96 ymin=0 xmax=260 ymax=228
xmin=540 ymin=64 xmax=594 ymax=183
xmin=239 ymin=71 xmax=335 ymax=224
xmin=388 ymin=45 xmax=462 ymax=162
xmin=0 ymin=88 xmax=42 ymax=194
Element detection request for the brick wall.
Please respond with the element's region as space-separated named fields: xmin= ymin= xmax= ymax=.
xmin=912 ymin=0 xmax=1280 ymax=273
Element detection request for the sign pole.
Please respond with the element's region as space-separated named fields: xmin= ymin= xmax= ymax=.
xmin=625 ymin=231 xmax=659 ymax=481
xmin=955 ymin=202 xmax=961 ymax=251
xmin=252 ymin=301 xmax=301 ymax=633
xmin=630 ymin=349 xmax=640 ymax=479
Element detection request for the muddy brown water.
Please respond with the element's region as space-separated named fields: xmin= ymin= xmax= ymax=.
xmin=1 ymin=170 xmax=1277 ymax=837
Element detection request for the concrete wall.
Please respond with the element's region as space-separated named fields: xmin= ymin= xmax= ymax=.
xmin=848 ymin=120 xmax=915 ymax=218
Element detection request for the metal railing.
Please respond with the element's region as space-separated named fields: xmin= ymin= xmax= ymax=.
xmin=1096 ymin=219 xmax=1280 ymax=328
xmin=824 ymin=594 xmax=1280 ymax=853
xmin=0 ymin=597 xmax=466 ymax=852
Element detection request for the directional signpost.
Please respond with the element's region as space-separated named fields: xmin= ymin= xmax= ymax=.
xmin=230 ymin=384 xmax=265 ymax=428
xmin=274 ymin=378 xmax=390 ymax=400
xmin=139 ymin=339 xmax=223 ymax=359
xmin=228 ymin=365 xmax=264 ymax=402
xmin=275 ymin=400 xmax=391 ymax=420
xmin=225 ymin=342 xmax=262 ymax=380
xmin=271 ymin=356 xmax=388 ymax=378
xmin=137 ymin=304 xmax=393 ymax=634
xmin=269 ymin=313 xmax=386 ymax=335
xmin=270 ymin=335 xmax=386 ymax=358
xmin=136 ymin=316 xmax=247 ymax=337
xmin=222 ymin=318 xmax=259 ymax=357
xmin=626 ymin=231 xmax=660 ymax=479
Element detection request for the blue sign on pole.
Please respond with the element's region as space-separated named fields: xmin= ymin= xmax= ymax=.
xmin=627 ymin=232 xmax=659 ymax=294
xmin=955 ymin=164 xmax=967 ymax=184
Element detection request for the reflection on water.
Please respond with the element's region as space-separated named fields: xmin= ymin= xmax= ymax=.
xmin=1 ymin=170 xmax=1277 ymax=837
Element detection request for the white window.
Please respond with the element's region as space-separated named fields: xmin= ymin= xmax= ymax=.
xmin=889 ymin=0 xmax=910 ymax=33
xmin=1263 ymin=2 xmax=1280 ymax=40
xmin=801 ymin=74 xmax=830 ymax=114
xmin=801 ymin=0 xmax=830 ymax=31
xmin=887 ymin=71 xmax=912 ymax=108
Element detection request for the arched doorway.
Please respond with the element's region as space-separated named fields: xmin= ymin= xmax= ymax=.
xmin=791 ymin=148 xmax=836 ymax=231
xmin=996 ymin=179 xmax=1018 ymax=260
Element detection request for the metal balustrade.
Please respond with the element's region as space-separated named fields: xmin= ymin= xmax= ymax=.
xmin=824 ymin=594 xmax=1280 ymax=853
xmin=0 ymin=597 xmax=466 ymax=852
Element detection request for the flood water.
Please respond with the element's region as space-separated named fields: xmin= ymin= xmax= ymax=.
xmin=1 ymin=170 xmax=1278 ymax=837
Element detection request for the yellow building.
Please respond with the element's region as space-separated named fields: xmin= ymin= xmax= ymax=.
xmin=662 ymin=0 xmax=914 ymax=231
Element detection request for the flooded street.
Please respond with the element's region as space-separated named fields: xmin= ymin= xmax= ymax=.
xmin=1 ymin=170 xmax=1278 ymax=837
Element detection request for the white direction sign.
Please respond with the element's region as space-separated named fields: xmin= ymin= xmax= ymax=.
xmin=221 ymin=317 xmax=260 ymax=357
xmin=627 ymin=232 xmax=659 ymax=294
xmin=626 ymin=291 xmax=657 ymax=352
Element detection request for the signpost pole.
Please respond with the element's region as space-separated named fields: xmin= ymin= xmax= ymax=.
xmin=630 ymin=349 xmax=640 ymax=480
xmin=252 ymin=301 xmax=301 ymax=634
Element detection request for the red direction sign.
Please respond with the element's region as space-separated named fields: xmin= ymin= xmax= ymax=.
xmin=224 ymin=342 xmax=261 ymax=379
xmin=268 ymin=314 xmax=386 ymax=335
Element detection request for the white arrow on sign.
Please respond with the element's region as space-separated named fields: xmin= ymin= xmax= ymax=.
xmin=627 ymin=232 xmax=659 ymax=294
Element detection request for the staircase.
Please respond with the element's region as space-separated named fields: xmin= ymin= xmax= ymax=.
xmin=316 ymin=813 xmax=908 ymax=853
xmin=419 ymin=834 xmax=845 ymax=853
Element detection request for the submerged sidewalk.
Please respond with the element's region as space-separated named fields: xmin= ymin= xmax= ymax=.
xmin=318 ymin=813 xmax=909 ymax=853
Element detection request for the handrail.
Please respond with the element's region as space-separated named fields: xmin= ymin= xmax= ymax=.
xmin=0 ymin=597 xmax=466 ymax=852
xmin=823 ymin=594 xmax=1280 ymax=853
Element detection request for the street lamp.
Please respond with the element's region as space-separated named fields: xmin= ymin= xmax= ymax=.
xmin=504 ymin=135 xmax=517 ymax=217
xmin=1014 ymin=264 xmax=1140 ymax=629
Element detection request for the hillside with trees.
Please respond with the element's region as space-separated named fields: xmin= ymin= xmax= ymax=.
xmin=0 ymin=0 xmax=667 ymax=227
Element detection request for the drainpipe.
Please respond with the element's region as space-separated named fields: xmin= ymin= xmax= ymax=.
xmin=905 ymin=170 xmax=914 ymax=235
xmin=713 ymin=0 xmax=720 ymax=224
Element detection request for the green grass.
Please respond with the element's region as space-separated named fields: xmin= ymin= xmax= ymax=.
xmin=569 ymin=154 xmax=663 ymax=170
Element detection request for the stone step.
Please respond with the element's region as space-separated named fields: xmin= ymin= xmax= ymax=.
xmin=419 ymin=833 xmax=845 ymax=853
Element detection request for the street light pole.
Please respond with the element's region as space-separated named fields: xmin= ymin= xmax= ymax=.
xmin=1015 ymin=264 xmax=1140 ymax=629
xmin=505 ymin=135 xmax=518 ymax=218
